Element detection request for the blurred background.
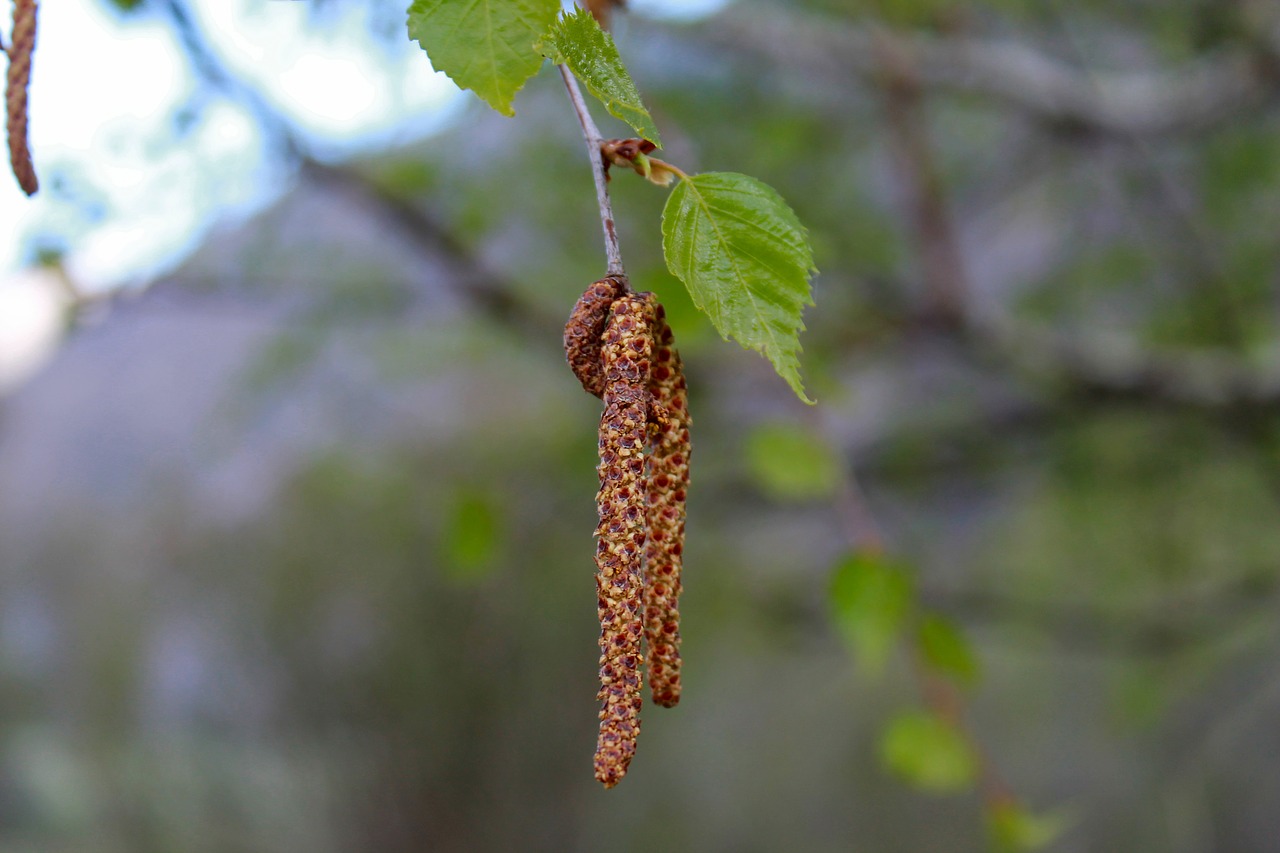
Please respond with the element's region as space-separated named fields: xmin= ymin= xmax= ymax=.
xmin=0 ymin=0 xmax=1279 ymax=850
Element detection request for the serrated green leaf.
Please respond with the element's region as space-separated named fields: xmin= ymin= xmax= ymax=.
xmin=662 ymin=172 xmax=816 ymax=402
xmin=536 ymin=8 xmax=661 ymax=145
xmin=988 ymin=802 xmax=1073 ymax=852
xmin=407 ymin=0 xmax=558 ymax=117
xmin=917 ymin=614 xmax=980 ymax=686
xmin=746 ymin=423 xmax=839 ymax=500
xmin=880 ymin=710 xmax=978 ymax=794
xmin=829 ymin=553 xmax=914 ymax=675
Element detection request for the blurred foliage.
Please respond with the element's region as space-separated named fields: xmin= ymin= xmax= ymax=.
xmin=830 ymin=552 xmax=914 ymax=676
xmin=12 ymin=0 xmax=1280 ymax=850
xmin=879 ymin=710 xmax=978 ymax=793
xmin=745 ymin=422 xmax=839 ymax=500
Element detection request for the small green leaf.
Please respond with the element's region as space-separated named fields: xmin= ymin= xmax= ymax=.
xmin=879 ymin=710 xmax=978 ymax=793
xmin=662 ymin=172 xmax=816 ymax=402
xmin=537 ymin=8 xmax=661 ymax=145
xmin=746 ymin=423 xmax=839 ymax=500
xmin=829 ymin=553 xmax=913 ymax=675
xmin=988 ymin=801 xmax=1073 ymax=852
xmin=443 ymin=491 xmax=503 ymax=579
xmin=407 ymin=0 xmax=558 ymax=117
xmin=917 ymin=614 xmax=980 ymax=686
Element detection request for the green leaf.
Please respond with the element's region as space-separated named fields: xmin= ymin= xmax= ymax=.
xmin=987 ymin=802 xmax=1072 ymax=852
xmin=745 ymin=423 xmax=839 ymax=500
xmin=879 ymin=710 xmax=978 ymax=794
xmin=917 ymin=614 xmax=980 ymax=686
xmin=662 ymin=172 xmax=816 ymax=402
xmin=407 ymin=0 xmax=559 ymax=117
xmin=829 ymin=553 xmax=913 ymax=675
xmin=443 ymin=491 xmax=503 ymax=579
xmin=536 ymin=8 xmax=661 ymax=145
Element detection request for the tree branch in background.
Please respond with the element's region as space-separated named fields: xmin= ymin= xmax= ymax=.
xmin=968 ymin=312 xmax=1280 ymax=412
xmin=706 ymin=5 xmax=1278 ymax=136
xmin=303 ymin=161 xmax=557 ymax=343
xmin=809 ymin=407 xmax=1018 ymax=815
xmin=559 ymin=65 xmax=626 ymax=278
xmin=156 ymin=0 xmax=553 ymax=343
xmin=873 ymin=29 xmax=967 ymax=327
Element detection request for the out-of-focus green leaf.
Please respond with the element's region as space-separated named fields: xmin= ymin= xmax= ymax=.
xmin=745 ymin=423 xmax=839 ymax=500
xmin=406 ymin=0 xmax=558 ymax=116
xmin=537 ymin=8 xmax=661 ymax=145
xmin=917 ymin=614 xmax=980 ymax=686
xmin=662 ymin=172 xmax=816 ymax=402
xmin=987 ymin=801 xmax=1072 ymax=852
xmin=443 ymin=491 xmax=503 ymax=579
xmin=879 ymin=710 xmax=978 ymax=793
xmin=829 ymin=552 xmax=913 ymax=675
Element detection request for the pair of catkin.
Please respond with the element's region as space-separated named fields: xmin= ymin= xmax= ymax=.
xmin=565 ymin=275 xmax=690 ymax=788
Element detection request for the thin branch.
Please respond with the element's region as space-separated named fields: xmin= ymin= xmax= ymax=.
xmin=808 ymin=409 xmax=1017 ymax=812
xmin=559 ymin=65 xmax=625 ymax=277
xmin=702 ymin=5 xmax=1278 ymax=137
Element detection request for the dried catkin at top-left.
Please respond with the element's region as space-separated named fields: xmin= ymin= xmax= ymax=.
xmin=592 ymin=292 xmax=654 ymax=789
xmin=6 ymin=0 xmax=38 ymax=196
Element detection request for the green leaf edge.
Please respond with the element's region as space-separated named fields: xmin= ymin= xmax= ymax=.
xmin=536 ymin=8 xmax=662 ymax=146
xmin=661 ymin=171 xmax=817 ymax=403
xmin=407 ymin=0 xmax=558 ymax=117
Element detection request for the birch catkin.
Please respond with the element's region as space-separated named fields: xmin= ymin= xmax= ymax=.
xmin=565 ymin=275 xmax=625 ymax=398
xmin=6 ymin=0 xmax=37 ymax=196
xmin=593 ymin=293 xmax=654 ymax=788
xmin=644 ymin=301 xmax=689 ymax=708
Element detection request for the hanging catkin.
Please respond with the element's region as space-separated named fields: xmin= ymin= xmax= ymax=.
xmin=564 ymin=275 xmax=625 ymax=399
xmin=6 ymin=0 xmax=37 ymax=196
xmin=644 ymin=301 xmax=689 ymax=707
xmin=592 ymin=292 xmax=654 ymax=788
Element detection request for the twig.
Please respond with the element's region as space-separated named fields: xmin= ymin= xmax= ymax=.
xmin=812 ymin=409 xmax=1017 ymax=811
xmin=559 ymin=65 xmax=625 ymax=278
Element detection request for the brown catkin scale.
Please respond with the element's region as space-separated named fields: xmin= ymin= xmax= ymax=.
xmin=643 ymin=299 xmax=689 ymax=708
xmin=592 ymin=293 xmax=655 ymax=788
xmin=6 ymin=0 xmax=37 ymax=196
xmin=565 ymin=275 xmax=626 ymax=398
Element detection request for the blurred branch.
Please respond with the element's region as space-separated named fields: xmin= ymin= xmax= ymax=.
xmin=968 ymin=312 xmax=1280 ymax=412
xmin=302 ymin=162 xmax=557 ymax=341
xmin=158 ymin=0 xmax=555 ymax=343
xmin=157 ymin=0 xmax=305 ymax=162
xmin=861 ymin=15 xmax=1280 ymax=414
xmin=874 ymin=29 xmax=967 ymax=327
xmin=705 ymin=5 xmax=1278 ymax=136
xmin=810 ymin=409 xmax=1017 ymax=811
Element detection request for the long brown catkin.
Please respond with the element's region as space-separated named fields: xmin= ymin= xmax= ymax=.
xmin=592 ymin=293 xmax=654 ymax=788
xmin=6 ymin=0 xmax=37 ymax=196
xmin=643 ymin=299 xmax=689 ymax=707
